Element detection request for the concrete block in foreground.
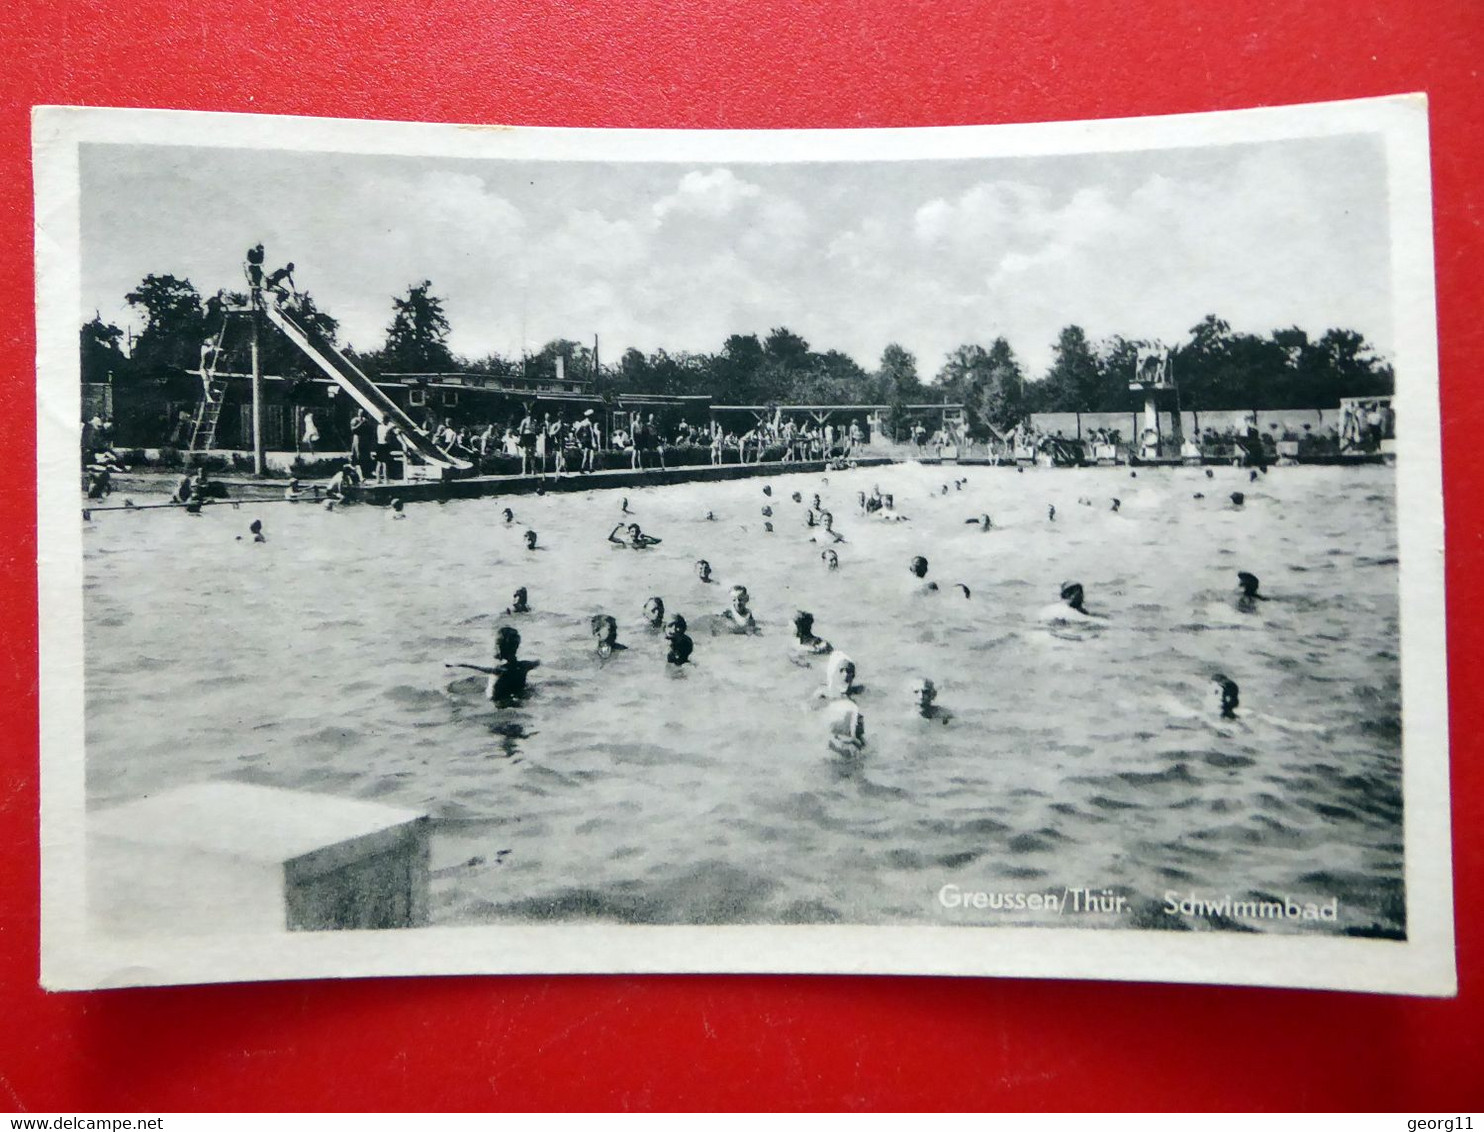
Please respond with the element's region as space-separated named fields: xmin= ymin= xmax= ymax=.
xmin=88 ymin=782 xmax=430 ymax=935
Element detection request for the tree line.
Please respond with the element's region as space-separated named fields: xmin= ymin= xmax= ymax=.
xmin=83 ymin=274 xmax=1395 ymax=438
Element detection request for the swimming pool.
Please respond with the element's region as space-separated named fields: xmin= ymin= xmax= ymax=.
xmin=83 ymin=461 xmax=1404 ymax=936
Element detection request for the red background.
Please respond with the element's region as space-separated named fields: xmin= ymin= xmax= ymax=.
xmin=2 ymin=0 xmax=1481 ymax=1112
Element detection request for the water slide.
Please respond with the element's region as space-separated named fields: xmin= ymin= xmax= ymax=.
xmin=262 ymin=299 xmax=472 ymax=471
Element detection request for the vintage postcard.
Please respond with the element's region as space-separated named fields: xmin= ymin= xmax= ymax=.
xmin=34 ymin=96 xmax=1454 ymax=993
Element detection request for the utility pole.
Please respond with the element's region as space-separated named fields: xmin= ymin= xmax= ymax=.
xmin=251 ymin=299 xmax=265 ymax=476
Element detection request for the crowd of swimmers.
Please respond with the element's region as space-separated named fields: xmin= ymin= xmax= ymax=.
xmin=422 ymin=465 xmax=1279 ymax=761
xmin=98 ymin=439 xmax=1280 ymax=740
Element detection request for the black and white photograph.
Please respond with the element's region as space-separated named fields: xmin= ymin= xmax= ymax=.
xmin=34 ymin=97 xmax=1454 ymax=993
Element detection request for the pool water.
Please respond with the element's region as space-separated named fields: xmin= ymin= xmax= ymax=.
xmin=83 ymin=462 xmax=1404 ymax=936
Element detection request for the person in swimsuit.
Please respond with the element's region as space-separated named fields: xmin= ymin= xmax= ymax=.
xmin=245 ymin=243 xmax=265 ymax=290
xmin=1211 ymin=674 xmax=1241 ymax=720
xmin=505 ymin=587 xmax=529 ymax=614
xmin=909 ymin=555 xmax=938 ymax=594
xmin=812 ymin=511 xmax=845 ymax=544
xmin=1039 ymin=581 xmax=1105 ymax=622
xmin=817 ymin=651 xmax=861 ymax=699
xmin=722 ymin=585 xmax=757 ymax=633
xmin=518 ymin=412 xmax=538 ymax=475
xmin=591 ymin=614 xmax=627 ymax=659
xmin=448 ymin=625 xmax=541 ymax=704
xmin=696 ymin=559 xmax=714 ymax=583
xmin=609 ymin=523 xmax=661 ymax=548
xmin=910 ymin=678 xmax=952 ymax=723
xmin=643 ymin=596 xmax=666 ymax=631
xmin=1236 ymin=571 xmax=1269 ymax=614
xmin=791 ymin=611 xmax=831 ymax=655
xmin=664 ymin=614 xmax=694 ymax=665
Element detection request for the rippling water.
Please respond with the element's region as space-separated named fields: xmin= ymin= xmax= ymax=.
xmin=84 ymin=462 xmax=1404 ymax=937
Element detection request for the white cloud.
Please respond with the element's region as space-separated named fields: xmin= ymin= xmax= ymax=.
xmin=82 ymin=138 xmax=1391 ymax=385
xmin=652 ymin=168 xmax=762 ymax=220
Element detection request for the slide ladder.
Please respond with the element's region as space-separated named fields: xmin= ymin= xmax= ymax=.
xmin=262 ymin=299 xmax=471 ymax=471
xmin=189 ymin=319 xmax=231 ymax=452
xmin=188 ymin=381 xmax=226 ymax=451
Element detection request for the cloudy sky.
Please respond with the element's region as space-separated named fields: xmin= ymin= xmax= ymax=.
xmin=79 ymin=132 xmax=1391 ymax=380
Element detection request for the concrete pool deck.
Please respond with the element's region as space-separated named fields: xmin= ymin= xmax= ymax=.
xmin=103 ymin=456 xmax=896 ymax=507
xmin=95 ymin=449 xmax=1389 ymax=511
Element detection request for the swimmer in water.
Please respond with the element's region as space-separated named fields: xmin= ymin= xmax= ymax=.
xmin=524 ymin=529 xmax=540 ymax=550
xmin=791 ymin=610 xmax=832 ymax=655
xmin=609 ymin=522 xmax=661 ymax=549
xmin=505 ymin=587 xmax=529 ymax=615
xmin=1249 ymin=469 xmax=1259 ymax=483
xmin=821 ymin=549 xmax=839 ymax=570
xmin=237 ymin=519 xmax=266 ymax=543
xmin=696 ymin=559 xmax=714 ymax=583
xmin=389 ymin=498 xmax=406 ymax=520
xmin=621 ymin=497 xmax=632 ymax=514
xmin=965 ymin=514 xmax=992 ymax=530
xmin=1048 ymin=504 xmax=1056 ymax=522
xmin=909 ymin=555 xmax=938 ymax=594
xmin=643 ymin=596 xmax=666 ymax=631
xmin=1229 ymin=492 xmax=1245 ymax=508
xmin=953 ymin=583 xmax=971 ymax=599
xmin=1193 ymin=493 xmax=1205 ymax=500
xmin=1205 ymin=468 xmax=1215 ymax=479
xmin=705 ymin=511 xmax=716 ymax=521
xmin=812 ymin=511 xmax=845 ymax=544
xmin=794 ymin=492 xmax=804 ymax=504
xmin=1039 ymin=581 xmax=1104 ymax=622
xmin=590 ymin=614 xmax=627 ymax=659
xmin=665 ymin=614 xmax=694 ymax=666
xmin=910 ymin=677 xmax=951 ymax=723
xmin=764 ymin=521 xmax=774 ymax=533
xmin=502 ymin=507 xmax=515 ymax=524
xmin=826 ymin=700 xmax=866 ymax=758
xmin=722 ymin=584 xmax=757 ymax=633
xmin=1211 ymin=674 xmax=1240 ymax=720
xmin=817 ymin=651 xmax=862 ymax=699
xmin=1235 ymin=571 xmax=1269 ymax=615
xmin=763 ymin=485 xmax=772 ymax=497
xmin=1110 ymin=498 xmax=1121 ymax=513
xmin=447 ymin=625 xmax=541 ymax=704
xmin=761 ymin=505 xmax=773 ymax=518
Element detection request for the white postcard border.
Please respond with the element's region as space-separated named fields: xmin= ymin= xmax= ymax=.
xmin=33 ymin=95 xmax=1455 ymax=994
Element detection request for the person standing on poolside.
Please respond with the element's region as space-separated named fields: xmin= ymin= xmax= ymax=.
xmin=374 ymin=418 xmax=397 ymax=483
xmin=517 ymin=409 xmax=538 ymax=476
xmin=576 ymin=409 xmax=598 ymax=473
